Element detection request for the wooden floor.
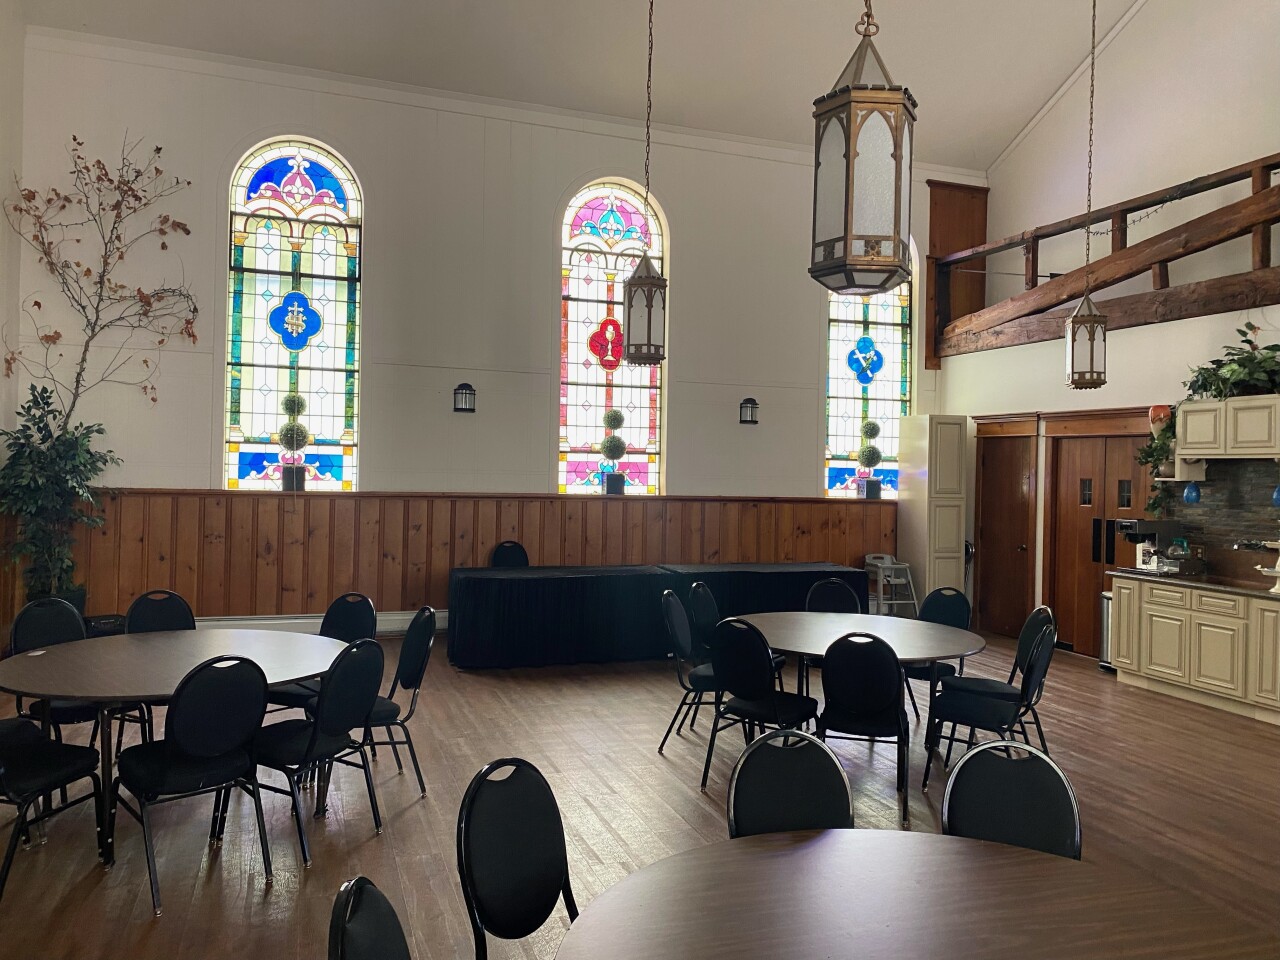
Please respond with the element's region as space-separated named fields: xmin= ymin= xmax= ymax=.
xmin=1 ymin=634 xmax=1278 ymax=959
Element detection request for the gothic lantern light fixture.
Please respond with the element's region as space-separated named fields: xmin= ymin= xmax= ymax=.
xmin=809 ymin=0 xmax=916 ymax=295
xmin=1067 ymin=0 xmax=1107 ymax=390
xmin=453 ymin=382 xmax=476 ymax=413
xmin=623 ymin=0 xmax=668 ymax=366
xmin=739 ymin=397 xmax=760 ymax=425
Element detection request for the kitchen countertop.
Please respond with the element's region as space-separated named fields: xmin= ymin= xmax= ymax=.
xmin=1108 ymin=567 xmax=1280 ymax=600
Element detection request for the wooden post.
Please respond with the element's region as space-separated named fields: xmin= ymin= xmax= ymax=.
xmin=1152 ymin=262 xmax=1170 ymax=290
xmin=1255 ymin=167 xmax=1273 ymax=270
xmin=1111 ymin=214 xmax=1128 ymax=253
xmin=1024 ymin=239 xmax=1039 ymax=290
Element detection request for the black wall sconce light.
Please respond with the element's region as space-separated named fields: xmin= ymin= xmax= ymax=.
xmin=453 ymin=382 xmax=476 ymax=413
xmin=739 ymin=397 xmax=759 ymax=425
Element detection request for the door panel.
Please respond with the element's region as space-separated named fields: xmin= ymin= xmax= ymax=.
xmin=1050 ymin=437 xmax=1106 ymax=656
xmin=1104 ymin=435 xmax=1147 ymax=571
xmin=975 ymin=435 xmax=1035 ymax=637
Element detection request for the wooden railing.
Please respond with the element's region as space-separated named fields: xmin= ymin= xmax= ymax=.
xmin=934 ymin=152 xmax=1280 ymax=357
xmin=1 ymin=491 xmax=897 ymax=626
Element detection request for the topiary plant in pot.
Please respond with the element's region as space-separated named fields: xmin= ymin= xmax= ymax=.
xmin=278 ymin=393 xmax=310 ymax=491
xmin=600 ymin=409 xmax=627 ymax=495
xmin=858 ymin=420 xmax=884 ymax=499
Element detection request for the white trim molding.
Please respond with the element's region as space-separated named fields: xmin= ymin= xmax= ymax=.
xmin=195 ymin=609 xmax=447 ymax=636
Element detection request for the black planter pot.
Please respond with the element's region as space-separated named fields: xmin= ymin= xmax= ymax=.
xmin=282 ymin=464 xmax=307 ymax=492
xmin=863 ymin=478 xmax=882 ymax=500
xmin=26 ymin=583 xmax=87 ymax=615
xmin=604 ymin=472 xmax=626 ymax=495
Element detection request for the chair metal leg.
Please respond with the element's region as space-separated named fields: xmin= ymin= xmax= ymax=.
xmin=658 ymin=692 xmax=691 ymax=754
xmin=208 ymin=787 xmax=225 ymax=845
xmin=921 ymin=718 xmax=940 ymax=791
xmin=357 ymin=747 xmax=383 ymax=835
xmin=313 ymin=762 xmax=332 ymax=819
xmin=699 ymin=707 xmax=723 ymax=791
xmin=688 ymin=698 xmax=701 ymax=731
xmin=388 ymin=736 xmax=404 ymax=774
xmin=897 ymin=736 xmax=909 ymax=827
xmin=677 ymin=696 xmax=697 ymax=736
xmin=943 ymin=725 xmax=957 ymax=767
xmin=285 ymin=773 xmax=312 ymax=867
xmin=215 ymin=785 xmax=233 ymax=842
xmin=138 ymin=801 xmax=163 ymax=916
xmin=1030 ymin=706 xmax=1049 ymax=753
xmin=904 ymin=679 xmax=920 ymax=719
xmin=247 ymin=777 xmax=273 ymax=884
xmin=397 ymin=722 xmax=427 ymax=797
xmin=0 ymin=801 xmax=32 ymax=901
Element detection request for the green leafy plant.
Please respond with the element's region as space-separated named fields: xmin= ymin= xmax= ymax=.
xmin=1135 ymin=416 xmax=1177 ymax=516
xmin=857 ymin=443 xmax=883 ymax=470
xmin=281 ymin=393 xmax=307 ymax=419
xmin=1184 ymin=322 xmax=1280 ymax=400
xmin=602 ymin=408 xmax=625 ymax=431
xmin=0 ymin=385 xmax=120 ymax=599
xmin=601 ymin=434 xmax=627 ymax=462
xmin=278 ymin=420 xmax=309 ymax=452
xmin=860 ymin=420 xmax=881 ymax=441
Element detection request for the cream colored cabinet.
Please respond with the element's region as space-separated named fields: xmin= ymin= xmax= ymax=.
xmin=1111 ymin=578 xmax=1139 ymax=669
xmin=1140 ymin=607 xmax=1190 ymax=683
xmin=1176 ymin=401 xmax=1225 ymax=456
xmin=1249 ymin=600 xmax=1280 ymax=707
xmin=897 ymin=415 xmax=969 ymax=597
xmin=927 ymin=418 xmax=967 ymax=499
xmin=1224 ymin=396 xmax=1280 ymax=456
xmin=1189 ymin=613 xmax=1247 ymax=699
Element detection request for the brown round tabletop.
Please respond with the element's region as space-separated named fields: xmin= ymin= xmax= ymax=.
xmin=738 ymin=611 xmax=984 ymax=664
xmin=554 ymin=830 xmax=1280 ymax=960
xmin=0 ymin=627 xmax=347 ymax=702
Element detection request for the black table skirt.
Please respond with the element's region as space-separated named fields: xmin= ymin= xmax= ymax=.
xmin=658 ymin=563 xmax=869 ymax=619
xmin=448 ymin=565 xmax=676 ymax=668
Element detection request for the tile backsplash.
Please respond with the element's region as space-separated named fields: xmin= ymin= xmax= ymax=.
xmin=1165 ymin=458 xmax=1280 ymax=581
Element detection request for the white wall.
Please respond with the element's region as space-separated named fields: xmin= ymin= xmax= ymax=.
xmin=15 ymin=29 xmax=977 ymax=495
xmin=0 ymin=1 xmax=22 ymax=431
xmin=939 ymin=0 xmax=1280 ymax=417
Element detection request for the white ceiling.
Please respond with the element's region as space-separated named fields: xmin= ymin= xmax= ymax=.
xmin=22 ymin=0 xmax=1141 ymax=170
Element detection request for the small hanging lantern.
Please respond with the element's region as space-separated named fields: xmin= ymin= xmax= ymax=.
xmin=1065 ymin=295 xmax=1106 ymax=389
xmin=809 ymin=0 xmax=916 ymax=295
xmin=739 ymin=397 xmax=760 ymax=425
xmin=453 ymin=382 xmax=476 ymax=413
xmin=623 ymin=0 xmax=668 ymax=366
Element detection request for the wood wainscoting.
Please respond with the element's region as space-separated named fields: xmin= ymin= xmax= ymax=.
xmin=1 ymin=491 xmax=896 ymax=625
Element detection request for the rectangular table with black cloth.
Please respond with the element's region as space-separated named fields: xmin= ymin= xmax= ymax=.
xmin=658 ymin=563 xmax=869 ymax=618
xmin=447 ymin=565 xmax=677 ymax=668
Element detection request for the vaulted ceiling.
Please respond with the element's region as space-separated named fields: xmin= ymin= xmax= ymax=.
xmin=23 ymin=0 xmax=1141 ymax=170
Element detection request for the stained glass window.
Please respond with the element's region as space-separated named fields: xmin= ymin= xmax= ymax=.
xmin=224 ymin=139 xmax=361 ymax=491
xmin=558 ymin=182 xmax=664 ymax=494
xmin=825 ymin=285 xmax=911 ymax=498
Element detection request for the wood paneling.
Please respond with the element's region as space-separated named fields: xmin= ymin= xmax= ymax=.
xmin=0 ymin=492 xmax=897 ymax=624
xmin=926 ymin=180 xmax=989 ymax=370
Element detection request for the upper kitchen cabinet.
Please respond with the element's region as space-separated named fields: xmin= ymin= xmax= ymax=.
xmin=1176 ymin=396 xmax=1280 ymax=459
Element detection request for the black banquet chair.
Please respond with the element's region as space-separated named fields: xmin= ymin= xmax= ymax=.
xmin=942 ymin=739 xmax=1082 ymax=860
xmin=329 ymin=875 xmax=412 ymax=960
xmin=490 ymin=540 xmax=530 ymax=568
xmin=816 ymin=633 xmax=910 ymax=825
xmin=700 ymin=618 xmax=819 ymax=791
xmin=799 ymin=578 xmax=862 ymax=695
xmin=727 ymin=728 xmax=853 ymax=838
xmin=363 ymin=605 xmax=435 ymax=796
xmin=124 ymin=589 xmax=196 ymax=633
xmin=110 ymin=656 xmax=273 ymax=916
xmin=0 ymin=718 xmax=104 ymax=903
xmin=270 ymin=592 xmax=378 ymax=710
xmin=903 ymin=586 xmax=971 ymax=718
xmin=657 ymin=590 xmax=718 ymax=754
xmin=689 ymin=581 xmax=785 ymax=687
xmin=256 ymin=638 xmax=386 ymax=866
xmin=457 ymin=757 xmax=578 ymax=960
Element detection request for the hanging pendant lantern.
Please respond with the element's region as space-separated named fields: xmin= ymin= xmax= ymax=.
xmin=624 ymin=0 xmax=668 ymax=366
xmin=1065 ymin=295 xmax=1106 ymax=389
xmin=809 ymin=0 xmax=916 ymax=295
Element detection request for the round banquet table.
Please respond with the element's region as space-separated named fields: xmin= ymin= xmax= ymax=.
xmin=0 ymin=627 xmax=346 ymax=864
xmin=554 ymin=830 xmax=1280 ymax=960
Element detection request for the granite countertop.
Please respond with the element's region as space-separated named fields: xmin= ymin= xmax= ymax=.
xmin=1108 ymin=567 xmax=1280 ymax=600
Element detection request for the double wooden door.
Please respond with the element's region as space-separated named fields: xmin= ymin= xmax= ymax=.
xmin=1049 ymin=435 xmax=1147 ymax=657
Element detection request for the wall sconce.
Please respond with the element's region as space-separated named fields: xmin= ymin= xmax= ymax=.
xmin=453 ymin=383 xmax=476 ymax=413
xmin=739 ymin=397 xmax=759 ymax=425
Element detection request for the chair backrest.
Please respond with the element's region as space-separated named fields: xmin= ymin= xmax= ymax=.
xmin=709 ymin=618 xmax=777 ymax=704
xmin=821 ymin=633 xmax=904 ymax=719
xmin=394 ymin=606 xmax=436 ymax=693
xmin=166 ymin=656 xmax=268 ymax=759
xmin=10 ymin=598 xmax=86 ymax=654
xmin=661 ymin=590 xmax=697 ymax=662
xmin=456 ymin=758 xmax=578 ymax=953
xmin=313 ymin=639 xmax=385 ymax=738
xmin=125 ymin=589 xmax=196 ymax=633
xmin=328 ymin=876 xmax=411 ymax=960
xmin=1019 ymin=624 xmax=1058 ymax=709
xmin=918 ymin=587 xmax=971 ymax=630
xmin=805 ymin=578 xmax=862 ymax=614
xmin=490 ymin=541 xmax=530 ymax=568
xmin=727 ymin=728 xmax=853 ymax=838
xmin=687 ymin=581 xmax=720 ymax=656
xmin=1012 ymin=606 xmax=1056 ymax=680
xmin=320 ymin=592 xmax=377 ymax=643
xmin=942 ymin=740 xmax=1081 ymax=859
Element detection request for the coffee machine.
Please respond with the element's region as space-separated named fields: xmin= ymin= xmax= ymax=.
xmin=1116 ymin=519 xmax=1193 ymax=574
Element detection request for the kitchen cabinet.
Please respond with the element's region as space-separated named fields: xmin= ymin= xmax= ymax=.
xmin=1188 ymin=612 xmax=1246 ymax=699
xmin=1176 ymin=400 xmax=1225 ymax=456
xmin=1249 ymin=600 xmax=1280 ymax=707
xmin=897 ymin=415 xmax=968 ymax=598
xmin=1174 ymin=396 xmax=1280 ymax=459
xmin=1111 ymin=578 xmax=1139 ymax=669
xmin=1140 ymin=607 xmax=1190 ymax=683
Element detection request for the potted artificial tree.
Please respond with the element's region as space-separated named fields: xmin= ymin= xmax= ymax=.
xmin=601 ymin=409 xmax=627 ymax=495
xmin=858 ymin=420 xmax=883 ymax=499
xmin=278 ymin=393 xmax=310 ymax=491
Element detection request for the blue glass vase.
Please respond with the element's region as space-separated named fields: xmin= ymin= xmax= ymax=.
xmin=1272 ymin=485 xmax=1280 ymax=508
xmin=1183 ymin=481 xmax=1201 ymax=504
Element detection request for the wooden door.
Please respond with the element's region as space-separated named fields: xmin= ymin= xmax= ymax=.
xmin=975 ymin=435 xmax=1035 ymax=637
xmin=1104 ymin=435 xmax=1147 ymax=572
xmin=1050 ymin=437 xmax=1107 ymax=656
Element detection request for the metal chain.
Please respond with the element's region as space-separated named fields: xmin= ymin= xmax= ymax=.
xmin=856 ymin=0 xmax=879 ymax=37
xmin=642 ymin=0 xmax=654 ymax=210
xmin=1084 ymin=0 xmax=1097 ymax=283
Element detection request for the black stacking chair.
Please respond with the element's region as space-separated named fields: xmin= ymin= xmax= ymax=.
xmin=727 ymin=728 xmax=853 ymax=838
xmin=124 ymin=589 xmax=196 ymax=633
xmin=10 ymin=599 xmax=106 ymax=746
xmin=700 ymin=618 xmax=819 ymax=791
xmin=903 ymin=587 xmax=971 ymax=718
xmin=816 ymin=633 xmax=910 ymax=825
xmin=657 ymin=590 xmax=718 ymax=754
xmin=457 ymin=757 xmax=578 ymax=960
xmin=270 ymin=592 xmax=377 ymax=710
xmin=329 ymin=876 xmax=411 ymax=960
xmin=922 ymin=624 xmax=1058 ymax=790
xmin=942 ymin=740 xmax=1082 ymax=860
xmin=689 ymin=581 xmax=785 ymax=689
xmin=363 ymin=606 xmax=435 ymax=796
xmin=256 ymin=638 xmax=384 ymax=866
xmin=490 ymin=540 xmax=530 ymax=568
xmin=110 ymin=656 xmax=272 ymax=916
xmin=799 ymin=578 xmax=862 ymax=695
xmin=0 ymin=718 xmax=103 ymax=903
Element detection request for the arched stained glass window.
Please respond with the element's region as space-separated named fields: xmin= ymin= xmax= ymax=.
xmin=559 ymin=182 xmax=665 ymax=494
xmin=224 ymin=139 xmax=361 ymax=490
xmin=825 ymin=284 xmax=911 ymax=498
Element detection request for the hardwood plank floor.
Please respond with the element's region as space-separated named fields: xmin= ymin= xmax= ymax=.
xmin=1 ymin=634 xmax=1278 ymax=959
